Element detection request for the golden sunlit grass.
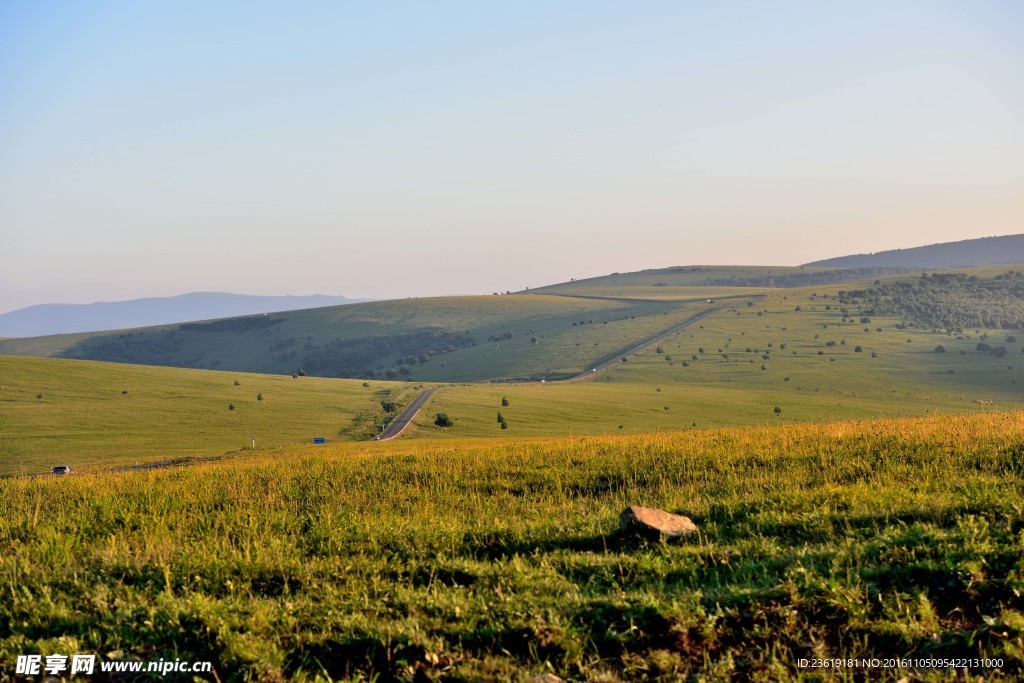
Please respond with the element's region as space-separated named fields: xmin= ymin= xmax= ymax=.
xmin=2 ymin=412 xmax=1023 ymax=681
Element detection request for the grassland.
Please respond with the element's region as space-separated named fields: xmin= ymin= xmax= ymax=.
xmin=2 ymin=412 xmax=1023 ymax=681
xmin=407 ymin=273 xmax=1024 ymax=439
xmin=0 ymin=294 xmax=746 ymax=383
xmin=4 ymin=268 xmax=1024 ymax=473
xmin=3 ymin=265 xmax=1018 ymax=392
xmin=529 ymin=266 xmax=823 ymax=294
xmin=0 ymin=355 xmax=417 ymax=477
xmin=527 ymin=265 xmax=915 ymax=298
xmin=3 ymin=266 xmax=1024 ymax=680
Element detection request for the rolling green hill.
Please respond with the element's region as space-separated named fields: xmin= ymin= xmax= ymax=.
xmin=4 ymin=265 xmax=1024 ymax=478
xmin=0 ymin=355 xmax=416 ymax=476
xmin=528 ymin=264 xmax=917 ymax=297
xmin=0 ymin=293 xmax=750 ymax=383
xmin=6 ymin=267 xmax=1022 ymax=472
xmin=0 ymin=265 xmax=924 ymax=383
xmin=406 ymin=271 xmax=1024 ymax=439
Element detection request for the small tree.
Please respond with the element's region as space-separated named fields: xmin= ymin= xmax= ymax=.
xmin=774 ymin=406 xmax=782 ymax=414
xmin=934 ymin=345 xmax=946 ymax=353
xmin=434 ymin=413 xmax=453 ymax=428
xmin=228 ymin=404 xmax=235 ymax=411
xmin=257 ymin=393 xmax=263 ymax=401
xmin=501 ymin=396 xmax=509 ymax=407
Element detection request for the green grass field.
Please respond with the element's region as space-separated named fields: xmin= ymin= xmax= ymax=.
xmin=0 ymin=294 xmax=745 ymax=383
xmin=0 ymin=355 xmax=418 ymax=477
xmin=0 ymin=265 xmax=930 ymax=384
xmin=2 ymin=413 xmax=1022 ymax=681
xmin=407 ymin=274 xmax=1024 ymax=439
xmin=4 ymin=268 xmax=1024 ymax=473
xmin=3 ymin=265 xmax=1024 ymax=680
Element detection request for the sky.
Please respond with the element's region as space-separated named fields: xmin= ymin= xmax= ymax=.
xmin=1 ymin=1 xmax=1022 ymax=313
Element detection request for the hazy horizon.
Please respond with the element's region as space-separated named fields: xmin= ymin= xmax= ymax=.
xmin=1 ymin=231 xmax=1022 ymax=316
xmin=2 ymin=1 xmax=1021 ymax=313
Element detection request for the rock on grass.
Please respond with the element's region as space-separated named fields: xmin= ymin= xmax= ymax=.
xmin=619 ymin=505 xmax=698 ymax=540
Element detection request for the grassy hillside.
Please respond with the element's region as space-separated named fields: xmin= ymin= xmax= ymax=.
xmin=0 ymin=294 xmax=743 ymax=383
xmin=0 ymin=355 xmax=416 ymax=476
xmin=529 ymin=265 xmax=916 ymax=298
xmin=4 ymin=268 xmax=1023 ymax=473
xmin=406 ymin=271 xmax=1024 ymax=439
xmin=2 ymin=413 xmax=1022 ymax=681
xmin=0 ymin=264 xmax=972 ymax=384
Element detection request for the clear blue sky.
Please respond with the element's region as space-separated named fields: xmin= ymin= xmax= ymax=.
xmin=1 ymin=1 xmax=1021 ymax=312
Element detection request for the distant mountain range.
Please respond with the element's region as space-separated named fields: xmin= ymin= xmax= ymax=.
xmin=804 ymin=234 xmax=1024 ymax=269
xmin=0 ymin=293 xmax=369 ymax=338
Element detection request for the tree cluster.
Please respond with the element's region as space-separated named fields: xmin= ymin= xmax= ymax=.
xmin=840 ymin=272 xmax=1024 ymax=331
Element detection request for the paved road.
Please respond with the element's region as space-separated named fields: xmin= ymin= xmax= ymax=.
xmin=559 ymin=304 xmax=729 ymax=382
xmin=375 ymin=387 xmax=440 ymax=441
xmin=368 ymin=298 xmax=756 ymax=441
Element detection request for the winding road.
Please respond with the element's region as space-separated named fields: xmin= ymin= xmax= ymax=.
xmin=370 ymin=300 xmax=749 ymax=441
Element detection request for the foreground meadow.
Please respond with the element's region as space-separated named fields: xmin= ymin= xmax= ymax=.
xmin=2 ymin=413 xmax=1023 ymax=681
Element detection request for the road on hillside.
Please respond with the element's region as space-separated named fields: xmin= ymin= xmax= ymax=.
xmin=559 ymin=304 xmax=731 ymax=382
xmin=368 ymin=299 xmax=753 ymax=440
xmin=375 ymin=387 xmax=440 ymax=441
